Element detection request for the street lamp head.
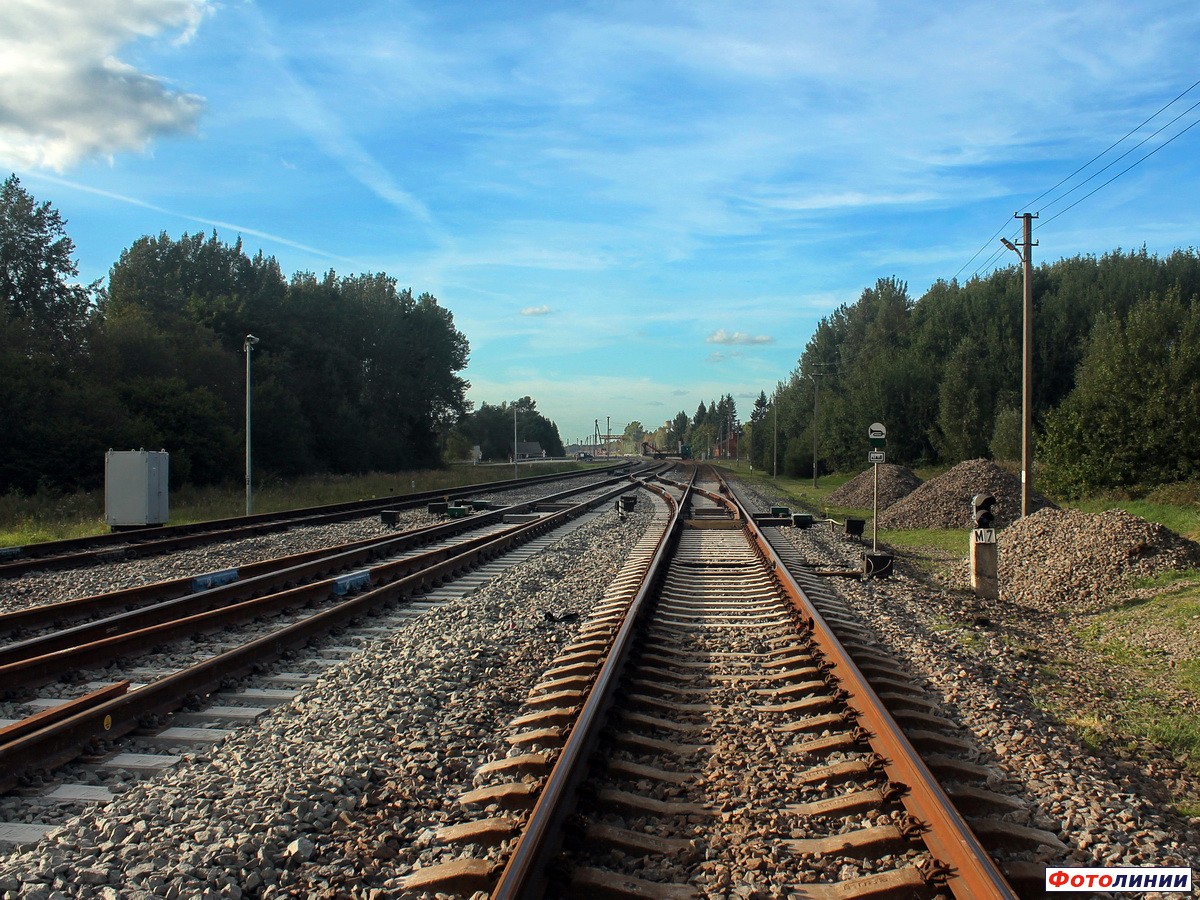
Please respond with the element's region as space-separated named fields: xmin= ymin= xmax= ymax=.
xmin=1000 ymin=237 xmax=1020 ymax=257
xmin=244 ymin=334 xmax=260 ymax=351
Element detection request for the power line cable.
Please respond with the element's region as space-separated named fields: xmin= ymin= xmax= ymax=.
xmin=975 ymin=104 xmax=1198 ymax=275
xmin=957 ymin=77 xmax=1200 ymax=280
xmin=970 ymin=240 xmax=1018 ymax=281
xmin=1037 ymin=113 xmax=1200 ymax=229
xmin=1038 ymin=98 xmax=1200 ymax=217
xmin=952 ymin=220 xmax=1013 ymax=282
xmin=1024 ymin=76 xmax=1200 ymax=210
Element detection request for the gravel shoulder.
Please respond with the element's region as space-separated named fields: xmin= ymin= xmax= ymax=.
xmin=737 ymin=475 xmax=1200 ymax=881
xmin=0 ymin=502 xmax=655 ymax=899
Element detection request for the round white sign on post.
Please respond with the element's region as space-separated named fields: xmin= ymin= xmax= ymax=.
xmin=868 ymin=422 xmax=886 ymax=439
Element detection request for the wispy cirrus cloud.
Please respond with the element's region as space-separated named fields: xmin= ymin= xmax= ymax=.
xmin=521 ymin=305 xmax=552 ymax=316
xmin=707 ymin=329 xmax=773 ymax=345
xmin=0 ymin=0 xmax=210 ymax=170
xmin=27 ymin=171 xmax=363 ymax=264
xmin=239 ymin=4 xmax=438 ymax=232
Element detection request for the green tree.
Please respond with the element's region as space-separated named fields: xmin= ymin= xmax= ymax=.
xmin=451 ymin=397 xmax=563 ymax=461
xmin=621 ymin=421 xmax=645 ymax=455
xmin=0 ymin=175 xmax=104 ymax=491
xmin=1 ymin=174 xmax=95 ymax=349
xmin=1041 ymin=289 xmax=1200 ymax=496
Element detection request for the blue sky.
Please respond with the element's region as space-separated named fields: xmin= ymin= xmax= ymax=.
xmin=3 ymin=1 xmax=1199 ymax=445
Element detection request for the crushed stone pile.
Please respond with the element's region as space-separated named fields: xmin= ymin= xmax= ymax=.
xmin=875 ymin=458 xmax=1055 ymax=529
xmin=827 ymin=464 xmax=923 ymax=510
xmin=998 ymin=507 xmax=1200 ymax=613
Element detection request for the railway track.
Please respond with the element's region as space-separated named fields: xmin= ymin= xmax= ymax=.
xmin=0 ymin=470 xmax=649 ymax=807
xmin=406 ymin=468 xmax=1030 ymax=898
xmin=0 ymin=463 xmax=633 ymax=578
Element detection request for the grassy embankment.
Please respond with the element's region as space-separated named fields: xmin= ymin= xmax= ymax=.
xmin=0 ymin=462 xmax=585 ymax=548
xmin=724 ymin=462 xmax=1200 ymax=796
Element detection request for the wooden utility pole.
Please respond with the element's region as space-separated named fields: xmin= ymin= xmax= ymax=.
xmin=808 ymin=364 xmax=835 ymax=489
xmin=1002 ymin=213 xmax=1037 ymax=517
xmin=1018 ymin=212 xmax=1036 ymax=518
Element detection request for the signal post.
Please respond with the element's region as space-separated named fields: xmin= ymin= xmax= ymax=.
xmin=970 ymin=493 xmax=999 ymax=599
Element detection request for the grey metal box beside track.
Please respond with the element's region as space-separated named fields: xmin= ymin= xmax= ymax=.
xmin=105 ymin=450 xmax=170 ymax=526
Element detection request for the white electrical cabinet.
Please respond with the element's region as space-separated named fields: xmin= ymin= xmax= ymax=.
xmin=105 ymin=450 xmax=170 ymax=527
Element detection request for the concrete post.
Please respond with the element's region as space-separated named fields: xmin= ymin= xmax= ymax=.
xmin=970 ymin=531 xmax=998 ymax=599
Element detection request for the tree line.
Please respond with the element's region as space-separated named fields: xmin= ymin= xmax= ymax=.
xmin=2 ymin=174 xmax=473 ymax=493
xmin=643 ymin=394 xmax=742 ymax=460
xmin=8 ymin=172 xmax=1195 ymax=499
xmin=446 ymin=397 xmax=565 ymax=461
xmin=731 ymin=251 xmax=1200 ymax=498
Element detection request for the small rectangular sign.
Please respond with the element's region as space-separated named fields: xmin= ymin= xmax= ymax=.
xmin=867 ymin=450 xmax=885 ymax=464
xmin=1046 ymin=867 xmax=1191 ymax=892
xmin=973 ymin=528 xmax=996 ymax=544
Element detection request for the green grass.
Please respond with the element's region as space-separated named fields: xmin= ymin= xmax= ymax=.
xmin=0 ymin=462 xmax=586 ymax=548
xmin=1071 ymin=578 xmax=1200 ymax=770
xmin=875 ymin=527 xmax=968 ymax=556
xmin=1174 ymin=799 xmax=1200 ymax=818
xmin=1073 ymin=497 xmax=1200 ymax=542
xmin=713 ymin=464 xmax=861 ymax=517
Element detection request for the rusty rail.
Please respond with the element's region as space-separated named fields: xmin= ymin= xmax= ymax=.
xmin=490 ymin=473 xmax=692 ymax=898
xmin=490 ymin=466 xmax=1014 ymax=899
xmin=0 ymin=471 xmax=641 ymax=661
xmin=0 ymin=463 xmax=634 ymax=578
xmin=0 ymin=476 xmax=645 ymax=793
xmin=725 ymin=472 xmax=1017 ymax=899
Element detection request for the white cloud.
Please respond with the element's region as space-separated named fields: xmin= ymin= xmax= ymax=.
xmin=0 ymin=0 xmax=210 ymax=170
xmin=707 ymin=329 xmax=773 ymax=345
xmin=521 ymin=305 xmax=552 ymax=316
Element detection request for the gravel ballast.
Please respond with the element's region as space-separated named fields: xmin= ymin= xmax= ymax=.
xmin=0 ymin=500 xmax=655 ymax=899
xmin=826 ymin=463 xmax=922 ymax=510
xmin=997 ymin=506 xmax=1200 ymax=614
xmin=876 ymin=458 xmax=1056 ymax=530
xmin=736 ymin=475 xmax=1200 ymax=885
xmin=5 ymin=470 xmax=1200 ymax=897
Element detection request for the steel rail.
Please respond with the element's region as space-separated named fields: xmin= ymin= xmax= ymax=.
xmin=0 ymin=476 xmax=647 ymax=793
xmin=0 ymin=471 xmax=640 ymax=647
xmin=721 ymin=472 xmax=1017 ymax=899
xmin=0 ymin=681 xmax=129 ymax=744
xmin=490 ymin=473 xmax=693 ymax=899
xmin=0 ymin=463 xmax=634 ymax=577
xmin=0 ymin=475 xmax=646 ymax=689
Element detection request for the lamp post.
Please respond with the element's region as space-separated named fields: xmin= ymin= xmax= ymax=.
xmin=807 ymin=364 xmax=834 ymax=488
xmin=1001 ymin=212 xmax=1037 ymax=517
xmin=772 ymin=386 xmax=778 ymax=479
xmin=513 ymin=404 xmax=518 ymax=480
xmin=811 ymin=376 xmax=819 ymax=488
xmin=243 ymin=334 xmax=259 ymax=515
